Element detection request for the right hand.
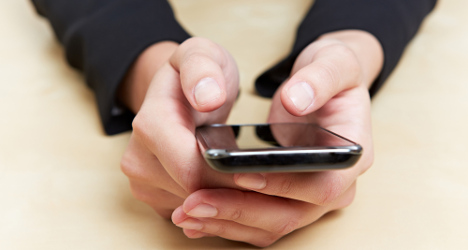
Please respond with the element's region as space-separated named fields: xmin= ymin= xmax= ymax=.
xmin=119 ymin=37 xmax=240 ymax=219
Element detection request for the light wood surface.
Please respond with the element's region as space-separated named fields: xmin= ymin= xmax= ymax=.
xmin=1 ymin=0 xmax=467 ymax=249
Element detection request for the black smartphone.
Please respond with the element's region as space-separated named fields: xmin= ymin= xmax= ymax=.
xmin=196 ymin=123 xmax=362 ymax=173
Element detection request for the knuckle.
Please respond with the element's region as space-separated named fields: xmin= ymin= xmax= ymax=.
xmin=322 ymin=43 xmax=355 ymax=63
xmin=317 ymin=43 xmax=362 ymax=87
xmin=130 ymin=185 xmax=154 ymax=204
xmin=131 ymin=113 xmax=149 ymax=138
xmin=120 ymin=151 xmax=143 ymax=181
xmin=333 ymin=183 xmax=357 ymax=210
xmin=181 ymin=52 xmax=210 ymax=70
xmin=317 ymin=174 xmax=345 ymax=206
xmin=275 ymin=176 xmax=295 ymax=196
xmin=328 ymin=43 xmax=361 ymax=82
xmin=131 ymin=111 xmax=164 ymax=148
xmin=313 ymin=61 xmax=341 ymax=93
xmin=329 ymin=43 xmax=355 ymax=59
xmin=274 ymin=218 xmax=300 ymax=235
xmin=179 ymin=37 xmax=225 ymax=68
xmin=210 ymin=222 xmax=227 ymax=236
xmin=227 ymin=207 xmax=243 ymax=221
xmin=120 ymin=151 xmax=154 ymax=183
xmin=120 ymin=152 xmax=134 ymax=178
xmin=340 ymin=192 xmax=356 ymax=208
xmin=174 ymin=163 xmax=200 ymax=194
xmin=214 ymin=190 xmax=247 ymax=220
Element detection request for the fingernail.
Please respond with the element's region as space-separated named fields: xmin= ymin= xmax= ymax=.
xmin=177 ymin=218 xmax=204 ymax=230
xmin=186 ymin=230 xmax=209 ymax=239
xmin=187 ymin=203 xmax=218 ymax=218
xmin=287 ymin=82 xmax=314 ymax=112
xmin=236 ymin=174 xmax=266 ymax=189
xmin=194 ymin=77 xmax=221 ymax=106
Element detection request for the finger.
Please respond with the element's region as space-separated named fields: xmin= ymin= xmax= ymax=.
xmin=280 ymin=41 xmax=363 ymax=116
xmin=234 ymin=170 xmax=356 ymax=206
xmin=121 ymin=134 xmax=188 ymax=198
xmin=172 ymin=186 xmax=356 ymax=247
xmin=170 ymin=37 xmax=239 ymax=112
xmin=172 ymin=206 xmax=282 ymax=247
xmin=267 ymin=83 xmax=316 ymax=124
xmin=308 ymin=86 xmax=375 ymax=174
xmin=133 ymin=64 xmax=237 ymax=193
xmin=180 ymin=189 xmax=320 ymax=234
xmin=262 ymin=86 xmax=372 ymax=204
xmin=182 ymin=229 xmax=215 ymax=239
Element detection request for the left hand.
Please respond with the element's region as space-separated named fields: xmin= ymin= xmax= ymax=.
xmin=172 ymin=30 xmax=383 ymax=247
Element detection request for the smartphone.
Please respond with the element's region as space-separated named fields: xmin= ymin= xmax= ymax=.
xmin=196 ymin=123 xmax=362 ymax=173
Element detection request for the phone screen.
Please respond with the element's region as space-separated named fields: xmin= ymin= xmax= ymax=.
xmin=197 ymin=123 xmax=358 ymax=151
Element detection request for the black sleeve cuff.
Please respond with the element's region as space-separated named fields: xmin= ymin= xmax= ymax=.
xmin=32 ymin=0 xmax=191 ymax=135
xmin=255 ymin=0 xmax=437 ymax=98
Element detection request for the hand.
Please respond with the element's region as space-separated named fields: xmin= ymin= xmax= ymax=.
xmin=172 ymin=30 xmax=383 ymax=246
xmin=119 ymin=37 xmax=240 ymax=218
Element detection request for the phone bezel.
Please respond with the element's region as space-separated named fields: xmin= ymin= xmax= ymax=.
xmin=196 ymin=123 xmax=362 ymax=173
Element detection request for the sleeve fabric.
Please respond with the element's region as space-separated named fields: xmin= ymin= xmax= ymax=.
xmin=255 ymin=0 xmax=438 ymax=98
xmin=31 ymin=0 xmax=437 ymax=135
xmin=31 ymin=0 xmax=191 ymax=135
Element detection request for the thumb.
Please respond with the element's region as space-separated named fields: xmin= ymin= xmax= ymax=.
xmin=170 ymin=37 xmax=238 ymax=113
xmin=280 ymin=42 xmax=363 ymax=116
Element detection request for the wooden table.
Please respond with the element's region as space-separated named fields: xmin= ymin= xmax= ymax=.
xmin=1 ymin=0 xmax=467 ymax=249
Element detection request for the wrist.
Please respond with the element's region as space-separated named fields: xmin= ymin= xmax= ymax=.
xmin=118 ymin=41 xmax=179 ymax=113
xmin=317 ymin=30 xmax=384 ymax=88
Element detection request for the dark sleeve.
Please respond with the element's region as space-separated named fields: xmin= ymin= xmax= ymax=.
xmin=255 ymin=0 xmax=437 ymax=98
xmin=31 ymin=0 xmax=191 ymax=135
